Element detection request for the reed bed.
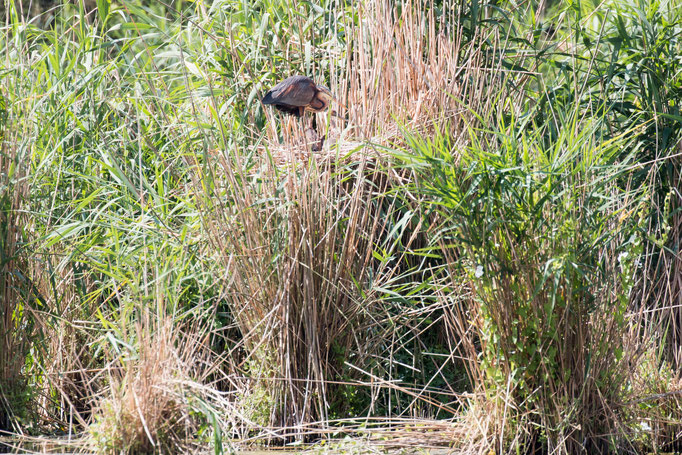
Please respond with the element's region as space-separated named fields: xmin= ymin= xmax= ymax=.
xmin=1 ymin=0 xmax=682 ymax=453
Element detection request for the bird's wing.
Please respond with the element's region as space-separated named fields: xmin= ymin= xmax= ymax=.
xmin=269 ymin=76 xmax=316 ymax=106
xmin=261 ymin=91 xmax=278 ymax=105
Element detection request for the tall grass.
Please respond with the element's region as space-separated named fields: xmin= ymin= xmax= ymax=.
xmin=404 ymin=116 xmax=649 ymax=451
xmin=0 ymin=0 xmax=222 ymax=439
xmin=399 ymin=0 xmax=682 ymax=450
xmin=200 ymin=157 xmax=413 ymax=434
xmin=2 ymin=0 xmax=477 ymax=440
xmin=194 ymin=0 xmax=510 ymax=439
xmin=0 ymin=84 xmax=32 ymax=432
xmin=1 ymin=0 xmax=682 ymax=453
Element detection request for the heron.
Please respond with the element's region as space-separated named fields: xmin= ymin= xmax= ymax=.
xmin=261 ymin=75 xmax=333 ymax=118
xmin=262 ymin=75 xmax=335 ymax=152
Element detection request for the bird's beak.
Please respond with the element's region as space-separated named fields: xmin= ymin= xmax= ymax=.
xmin=328 ymin=92 xmax=347 ymax=111
xmin=333 ymin=97 xmax=347 ymax=110
xmin=330 ymin=110 xmax=347 ymax=121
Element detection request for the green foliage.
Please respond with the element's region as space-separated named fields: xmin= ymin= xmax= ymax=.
xmin=2 ymin=0 xmax=682 ymax=452
xmin=0 ymin=74 xmax=34 ymax=433
xmin=240 ymin=348 xmax=277 ymax=428
xmin=403 ymin=112 xmax=648 ymax=449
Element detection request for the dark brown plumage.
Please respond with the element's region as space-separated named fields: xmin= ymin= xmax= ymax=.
xmin=261 ymin=75 xmax=332 ymax=117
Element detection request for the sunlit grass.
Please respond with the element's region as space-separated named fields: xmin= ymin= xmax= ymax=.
xmin=1 ymin=0 xmax=682 ymax=453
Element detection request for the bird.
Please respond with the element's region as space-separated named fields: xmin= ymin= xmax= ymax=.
xmin=261 ymin=75 xmax=332 ymax=118
xmin=305 ymin=126 xmax=324 ymax=152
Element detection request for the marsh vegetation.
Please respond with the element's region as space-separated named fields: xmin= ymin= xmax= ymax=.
xmin=1 ymin=0 xmax=682 ymax=453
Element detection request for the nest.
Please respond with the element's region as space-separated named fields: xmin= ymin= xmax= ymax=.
xmin=258 ymin=112 xmax=405 ymax=167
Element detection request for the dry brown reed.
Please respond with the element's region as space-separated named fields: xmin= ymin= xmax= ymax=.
xmin=622 ymin=142 xmax=682 ymax=452
xmin=338 ymin=0 xmax=499 ymax=139
xmin=204 ymin=0 xmax=517 ymax=444
xmin=262 ymin=0 xmax=504 ymax=161
xmin=202 ymin=153 xmax=419 ymax=437
xmin=89 ymin=314 xmax=209 ymax=454
xmin=637 ymin=142 xmax=682 ymax=367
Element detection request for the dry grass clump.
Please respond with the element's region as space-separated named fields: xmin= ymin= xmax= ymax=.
xmin=229 ymin=3 xmax=508 ymax=429
xmin=89 ymin=318 xmax=207 ymax=454
xmin=292 ymin=394 xmax=529 ymax=454
xmin=23 ymin=249 xmax=104 ymax=431
xmin=202 ymin=151 xmax=421 ymax=437
xmin=212 ymin=1 xmax=511 ymax=435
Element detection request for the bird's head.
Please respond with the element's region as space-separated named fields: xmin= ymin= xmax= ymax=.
xmin=305 ymin=85 xmax=334 ymax=113
xmin=318 ymin=85 xmax=348 ymax=111
xmin=316 ymin=85 xmax=333 ymax=106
